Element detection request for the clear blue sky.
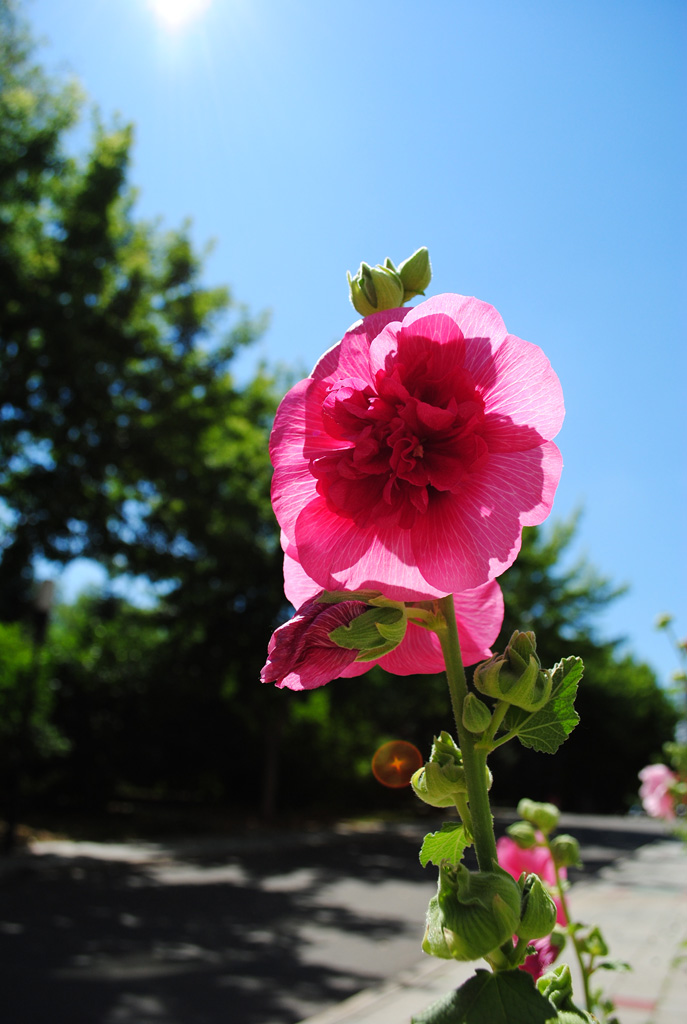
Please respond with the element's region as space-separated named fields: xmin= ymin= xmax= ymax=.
xmin=26 ymin=0 xmax=686 ymax=686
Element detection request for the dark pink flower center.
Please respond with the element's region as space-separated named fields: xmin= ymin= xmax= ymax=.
xmin=311 ymin=352 xmax=488 ymax=529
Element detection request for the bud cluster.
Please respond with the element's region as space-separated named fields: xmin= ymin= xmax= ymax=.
xmin=347 ymin=247 xmax=432 ymax=316
xmin=473 ymin=631 xmax=552 ymax=711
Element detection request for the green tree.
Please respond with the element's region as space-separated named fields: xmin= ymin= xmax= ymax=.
xmin=0 ymin=0 xmax=288 ymax=821
xmin=488 ymin=518 xmax=678 ymax=811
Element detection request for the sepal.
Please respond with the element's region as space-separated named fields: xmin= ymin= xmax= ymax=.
xmin=516 ymin=873 xmax=558 ymax=941
xmin=473 ymin=631 xmax=552 ymax=711
xmin=423 ymin=861 xmax=521 ymax=962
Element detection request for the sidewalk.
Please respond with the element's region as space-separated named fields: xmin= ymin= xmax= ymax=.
xmin=298 ymin=839 xmax=687 ymax=1024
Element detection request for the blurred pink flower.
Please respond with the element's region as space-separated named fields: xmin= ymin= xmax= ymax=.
xmin=497 ymin=834 xmax=567 ymax=980
xmin=270 ymin=294 xmax=564 ymax=601
xmin=639 ymin=763 xmax=677 ymax=820
xmin=261 ymin=577 xmax=504 ymax=691
xmin=497 ymin=834 xmax=566 ymax=888
xmin=520 ymin=934 xmax=563 ymax=980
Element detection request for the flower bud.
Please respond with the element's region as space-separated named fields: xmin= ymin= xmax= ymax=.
xmin=655 ymin=613 xmax=674 ymax=630
xmin=347 ymin=260 xmax=405 ymax=316
xmin=411 ymin=762 xmax=467 ymax=807
xmin=411 ymin=732 xmax=466 ymax=807
xmin=397 ymin=246 xmax=432 ymax=301
xmin=537 ymin=963 xmax=596 ymax=1020
xmin=411 ymin=731 xmax=491 ymax=807
xmin=550 ymin=834 xmax=582 ymax=869
xmin=462 ymin=692 xmax=492 ymax=734
xmin=473 ymin=631 xmax=552 ymax=712
xmin=517 ymin=873 xmax=558 ymax=941
xmin=329 ymin=605 xmax=407 ymax=661
xmin=506 ymin=820 xmax=538 ymax=849
xmin=517 ymin=798 xmax=560 ymax=835
xmin=422 ymin=862 xmax=521 ymax=961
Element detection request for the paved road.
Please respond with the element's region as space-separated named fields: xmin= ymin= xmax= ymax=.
xmin=0 ymin=814 xmax=669 ymax=1024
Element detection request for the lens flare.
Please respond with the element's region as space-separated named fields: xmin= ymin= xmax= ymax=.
xmin=371 ymin=741 xmax=423 ymax=788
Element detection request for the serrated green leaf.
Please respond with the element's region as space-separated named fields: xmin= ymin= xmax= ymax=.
xmin=503 ymin=657 xmax=584 ymax=754
xmin=419 ymin=822 xmax=470 ymax=868
xmin=411 ymin=969 xmax=555 ymax=1024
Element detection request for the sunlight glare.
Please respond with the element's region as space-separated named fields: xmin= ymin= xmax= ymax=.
xmin=148 ymin=0 xmax=213 ymax=31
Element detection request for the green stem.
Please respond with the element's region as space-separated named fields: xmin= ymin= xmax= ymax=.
xmin=477 ymin=699 xmax=510 ymax=750
xmin=437 ymin=594 xmax=498 ymax=872
xmin=550 ymin=847 xmax=592 ymax=1012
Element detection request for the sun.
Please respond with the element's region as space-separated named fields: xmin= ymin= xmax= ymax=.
xmin=148 ymin=0 xmax=213 ymax=31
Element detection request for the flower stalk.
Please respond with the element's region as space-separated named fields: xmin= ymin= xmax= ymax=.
xmin=437 ymin=594 xmax=498 ymax=872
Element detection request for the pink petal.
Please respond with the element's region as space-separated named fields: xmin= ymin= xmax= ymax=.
xmin=481 ymin=335 xmax=565 ymax=448
xmin=402 ymin=294 xmax=510 ymax=355
xmin=282 ymin=543 xmax=320 ymax=607
xmin=452 ymin=580 xmax=505 ymax=664
xmin=411 ymin=444 xmax=563 ymax=592
xmin=294 ymin=495 xmax=445 ymax=600
xmin=312 ymin=307 xmax=411 ymax=381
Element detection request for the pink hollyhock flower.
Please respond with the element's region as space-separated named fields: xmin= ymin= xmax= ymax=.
xmin=497 ymin=834 xmax=567 ymax=980
xmin=261 ymin=578 xmax=504 ymax=691
xmin=270 ymin=294 xmax=564 ymax=601
xmin=520 ymin=933 xmax=564 ymax=980
xmin=639 ymin=763 xmax=677 ymax=820
xmin=497 ymin=834 xmax=566 ymax=888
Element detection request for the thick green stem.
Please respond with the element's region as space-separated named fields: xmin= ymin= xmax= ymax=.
xmin=437 ymin=594 xmax=498 ymax=872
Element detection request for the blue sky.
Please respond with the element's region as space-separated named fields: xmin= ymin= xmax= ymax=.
xmin=26 ymin=0 xmax=686 ymax=685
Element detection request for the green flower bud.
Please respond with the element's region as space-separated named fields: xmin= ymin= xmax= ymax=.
xmin=422 ymin=862 xmax=521 ymax=962
xmin=397 ymin=246 xmax=432 ymax=301
xmin=517 ymin=798 xmax=560 ymax=835
xmin=473 ymin=631 xmax=552 ymax=712
xmin=329 ymin=605 xmax=407 ymax=661
xmin=655 ymin=613 xmax=674 ymax=630
xmin=411 ymin=731 xmax=491 ymax=807
xmin=537 ymin=964 xmax=595 ymax=1020
xmin=347 ymin=260 xmax=405 ymax=316
xmin=462 ymin=692 xmax=492 ymax=734
xmin=506 ymin=820 xmax=538 ymax=849
xmin=517 ymin=873 xmax=558 ymax=941
xmin=411 ymin=761 xmax=467 ymax=807
xmin=550 ymin=834 xmax=582 ymax=869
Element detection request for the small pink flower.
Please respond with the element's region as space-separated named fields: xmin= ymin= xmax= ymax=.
xmin=639 ymin=764 xmax=678 ymax=820
xmin=497 ymin=835 xmax=567 ymax=980
xmin=270 ymin=295 xmax=564 ymax=600
xmin=497 ymin=834 xmax=566 ymax=888
xmin=261 ymin=578 xmax=504 ymax=691
xmin=520 ymin=934 xmax=563 ymax=980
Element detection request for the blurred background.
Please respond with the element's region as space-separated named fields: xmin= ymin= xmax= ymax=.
xmin=1 ymin=0 xmax=685 ymax=846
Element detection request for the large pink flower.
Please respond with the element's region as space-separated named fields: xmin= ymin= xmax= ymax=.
xmin=270 ymin=294 xmax=564 ymax=600
xmin=262 ymin=578 xmax=504 ymax=691
xmin=639 ymin=764 xmax=677 ymax=820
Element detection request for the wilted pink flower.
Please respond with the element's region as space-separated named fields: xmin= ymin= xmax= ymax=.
xmin=270 ymin=295 xmax=564 ymax=601
xmin=261 ymin=577 xmax=504 ymax=691
xmin=497 ymin=834 xmax=567 ymax=980
xmin=639 ymin=763 xmax=677 ymax=820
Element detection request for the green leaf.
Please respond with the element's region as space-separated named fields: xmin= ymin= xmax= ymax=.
xmin=503 ymin=657 xmax=584 ymax=754
xmin=411 ymin=969 xmax=555 ymax=1024
xmin=419 ymin=822 xmax=470 ymax=868
xmin=595 ymin=959 xmax=631 ymax=972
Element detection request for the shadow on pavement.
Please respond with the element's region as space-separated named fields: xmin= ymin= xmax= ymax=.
xmin=0 ymin=816 xmax=671 ymax=1024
